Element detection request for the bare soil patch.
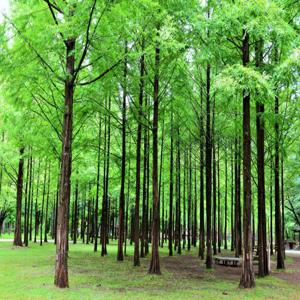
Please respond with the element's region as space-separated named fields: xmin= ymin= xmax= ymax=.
xmin=161 ymin=252 xmax=300 ymax=284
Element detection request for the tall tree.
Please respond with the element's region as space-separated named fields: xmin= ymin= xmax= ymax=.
xmin=239 ymin=30 xmax=255 ymax=289
xmin=149 ymin=32 xmax=161 ymax=275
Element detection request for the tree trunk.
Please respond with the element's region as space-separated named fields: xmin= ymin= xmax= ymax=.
xmin=193 ymin=163 xmax=197 ymax=248
xmin=235 ymin=137 xmax=242 ymax=257
xmin=118 ymin=43 xmax=128 ymax=262
xmin=29 ymin=158 xmax=35 ymax=241
xmin=275 ymin=93 xmax=285 ymax=269
xmin=141 ymin=109 xmax=148 ymax=258
xmin=183 ymin=149 xmax=187 ymax=250
xmin=74 ymin=180 xmax=79 ymax=244
xmin=134 ymin=46 xmax=145 ymax=266
xmin=94 ymin=117 xmax=102 ymax=251
xmin=40 ymin=164 xmax=47 ymax=246
xmin=149 ymin=41 xmax=161 ymax=275
xmin=176 ymin=128 xmax=181 ymax=254
xmin=256 ymin=40 xmax=268 ymax=277
xmin=169 ymin=109 xmax=174 ymax=256
xmin=212 ymin=95 xmax=217 ymax=255
xmin=205 ymin=63 xmax=213 ymax=269
xmin=44 ymin=165 xmax=50 ymax=243
xmin=188 ymin=142 xmax=192 ymax=251
xmin=23 ymin=157 xmax=30 ymax=246
xmin=224 ymin=146 xmax=228 ymax=250
xmin=199 ymin=90 xmax=205 ymax=259
xmin=13 ymin=147 xmax=25 ymax=247
xmin=239 ymin=30 xmax=255 ymax=288
xmin=231 ymin=144 xmax=234 ymax=252
xmin=281 ymin=156 xmax=285 ymax=258
xmin=54 ymin=38 xmax=75 ymax=288
xmin=217 ymin=145 xmax=221 ymax=253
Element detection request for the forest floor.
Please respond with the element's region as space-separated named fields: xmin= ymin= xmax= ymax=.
xmin=1 ymin=239 xmax=300 ymax=300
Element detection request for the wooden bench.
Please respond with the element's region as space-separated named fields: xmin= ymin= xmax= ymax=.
xmin=214 ymin=256 xmax=259 ymax=267
xmin=214 ymin=256 xmax=241 ymax=267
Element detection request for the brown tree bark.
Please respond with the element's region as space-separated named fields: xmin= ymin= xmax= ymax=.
xmin=199 ymin=90 xmax=205 ymax=259
xmin=134 ymin=45 xmax=145 ymax=266
xmin=183 ymin=149 xmax=187 ymax=250
xmin=118 ymin=43 xmax=128 ymax=262
xmin=255 ymin=40 xmax=268 ymax=277
xmin=149 ymin=41 xmax=161 ymax=275
xmin=94 ymin=117 xmax=102 ymax=251
xmin=239 ymin=30 xmax=255 ymax=288
xmin=275 ymin=92 xmax=285 ymax=269
xmin=224 ymin=146 xmax=228 ymax=250
xmin=40 ymin=164 xmax=47 ymax=246
xmin=29 ymin=158 xmax=35 ymax=241
xmin=141 ymin=110 xmax=148 ymax=257
xmin=217 ymin=144 xmax=221 ymax=253
xmin=235 ymin=137 xmax=242 ymax=257
xmin=23 ymin=157 xmax=30 ymax=246
xmin=73 ymin=180 xmax=79 ymax=244
xmin=44 ymin=164 xmax=51 ymax=242
xmin=54 ymin=37 xmax=75 ymax=288
xmin=176 ymin=128 xmax=181 ymax=254
xmin=274 ymin=43 xmax=285 ymax=269
xmin=188 ymin=142 xmax=192 ymax=251
xmin=205 ymin=63 xmax=213 ymax=269
xmin=169 ymin=109 xmax=174 ymax=256
xmin=101 ymin=98 xmax=111 ymax=256
xmin=212 ymin=98 xmax=217 ymax=255
xmin=230 ymin=144 xmax=234 ymax=252
xmin=193 ymin=163 xmax=197 ymax=248
xmin=13 ymin=147 xmax=25 ymax=247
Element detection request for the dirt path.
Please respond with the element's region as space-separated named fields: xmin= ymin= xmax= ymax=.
xmin=162 ymin=252 xmax=300 ymax=284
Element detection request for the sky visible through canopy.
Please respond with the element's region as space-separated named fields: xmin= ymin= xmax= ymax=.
xmin=0 ymin=0 xmax=10 ymax=23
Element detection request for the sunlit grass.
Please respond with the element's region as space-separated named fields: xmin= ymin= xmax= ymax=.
xmin=0 ymin=241 xmax=299 ymax=300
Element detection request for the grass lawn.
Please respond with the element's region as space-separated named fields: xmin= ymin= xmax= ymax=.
xmin=0 ymin=240 xmax=299 ymax=300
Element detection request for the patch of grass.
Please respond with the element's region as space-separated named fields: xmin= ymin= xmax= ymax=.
xmin=0 ymin=241 xmax=299 ymax=300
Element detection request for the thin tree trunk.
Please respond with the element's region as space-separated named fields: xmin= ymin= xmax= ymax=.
xmin=281 ymin=156 xmax=285 ymax=258
xmin=34 ymin=160 xmax=41 ymax=244
xmin=176 ymin=127 xmax=181 ymax=254
xmin=217 ymin=144 xmax=221 ymax=253
xmin=212 ymin=111 xmax=217 ymax=255
xmin=224 ymin=146 xmax=228 ymax=250
xmin=169 ymin=109 xmax=174 ymax=256
xmin=199 ymin=91 xmax=205 ymax=259
xmin=275 ymin=92 xmax=285 ymax=269
xmin=188 ymin=142 xmax=192 ymax=251
xmin=73 ymin=180 xmax=79 ymax=244
xmin=149 ymin=39 xmax=161 ymax=275
xmin=40 ymin=164 xmax=47 ymax=246
xmin=274 ymin=43 xmax=285 ymax=269
xmin=118 ymin=43 xmax=128 ymax=262
xmin=141 ymin=110 xmax=147 ymax=258
xmin=183 ymin=149 xmax=187 ymax=250
xmin=44 ymin=165 xmax=50 ymax=243
xmin=23 ymin=157 xmax=30 ymax=246
xmin=94 ymin=117 xmax=102 ymax=251
xmin=13 ymin=147 xmax=25 ymax=247
xmin=134 ymin=45 xmax=145 ymax=266
xmin=29 ymin=158 xmax=35 ymax=241
xmin=193 ymin=162 xmax=197 ymax=248
xmin=231 ymin=144 xmax=234 ymax=252
xmin=205 ymin=63 xmax=212 ymax=269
